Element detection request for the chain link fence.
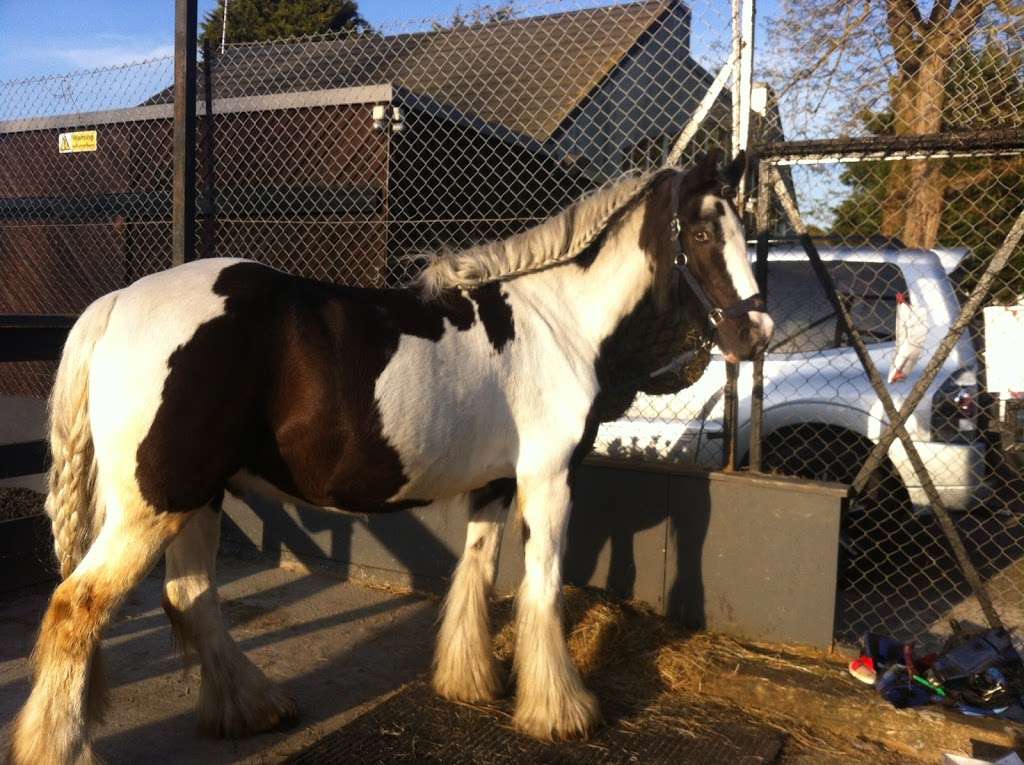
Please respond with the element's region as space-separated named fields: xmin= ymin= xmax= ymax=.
xmin=2 ymin=0 xmax=747 ymax=391
xmin=2 ymin=0 xmax=1024 ymax=647
xmin=743 ymin=0 xmax=1024 ymax=646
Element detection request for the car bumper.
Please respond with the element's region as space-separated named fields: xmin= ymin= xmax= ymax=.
xmin=890 ymin=439 xmax=985 ymax=511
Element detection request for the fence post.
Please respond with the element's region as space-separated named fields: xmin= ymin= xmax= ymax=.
xmin=748 ymin=159 xmax=771 ymax=472
xmin=200 ymin=39 xmax=217 ymax=260
xmin=172 ymin=0 xmax=198 ymax=267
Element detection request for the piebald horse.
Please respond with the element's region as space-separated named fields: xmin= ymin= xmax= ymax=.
xmin=10 ymin=151 xmax=772 ymax=763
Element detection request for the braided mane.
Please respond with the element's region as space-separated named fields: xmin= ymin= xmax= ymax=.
xmin=416 ymin=168 xmax=672 ymax=297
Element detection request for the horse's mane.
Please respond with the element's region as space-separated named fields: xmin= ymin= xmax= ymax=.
xmin=415 ymin=168 xmax=672 ymax=297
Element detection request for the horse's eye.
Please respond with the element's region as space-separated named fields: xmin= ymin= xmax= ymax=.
xmin=694 ymin=231 xmax=709 ymax=243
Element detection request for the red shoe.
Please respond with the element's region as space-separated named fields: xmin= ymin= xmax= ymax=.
xmin=849 ymin=655 xmax=877 ymax=684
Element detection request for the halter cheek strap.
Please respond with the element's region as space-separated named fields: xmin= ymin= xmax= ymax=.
xmin=667 ymin=171 xmax=765 ymax=330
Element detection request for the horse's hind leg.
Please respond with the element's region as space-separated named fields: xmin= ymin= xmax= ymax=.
xmin=9 ymin=505 xmax=187 ymax=765
xmin=163 ymin=504 xmax=297 ymax=737
xmin=433 ymin=480 xmax=515 ymax=702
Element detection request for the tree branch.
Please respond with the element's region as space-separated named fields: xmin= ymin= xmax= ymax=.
xmin=947 ymin=157 xmax=1024 ymax=191
xmin=938 ymin=0 xmax=995 ymax=50
xmin=886 ymin=0 xmax=924 ymax=69
xmin=930 ymin=0 xmax=951 ymax=24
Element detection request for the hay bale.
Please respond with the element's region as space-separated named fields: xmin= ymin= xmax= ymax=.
xmin=487 ymin=587 xmax=909 ymax=763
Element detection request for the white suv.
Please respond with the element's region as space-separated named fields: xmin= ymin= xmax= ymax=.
xmin=596 ymin=245 xmax=983 ymax=512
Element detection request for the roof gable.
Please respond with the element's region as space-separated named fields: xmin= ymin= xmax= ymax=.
xmin=201 ymin=1 xmax=679 ymax=142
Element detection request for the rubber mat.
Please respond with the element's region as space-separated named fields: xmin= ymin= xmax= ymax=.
xmin=285 ymin=680 xmax=784 ymax=764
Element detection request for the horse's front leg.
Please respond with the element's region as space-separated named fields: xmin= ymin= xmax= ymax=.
xmin=513 ymin=469 xmax=600 ymax=739
xmin=433 ymin=480 xmax=515 ymax=702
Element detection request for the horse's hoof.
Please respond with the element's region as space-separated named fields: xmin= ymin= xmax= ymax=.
xmin=433 ymin=660 xmax=505 ymax=703
xmin=513 ymin=687 xmax=601 ymax=740
xmin=200 ymin=681 xmax=299 ymax=738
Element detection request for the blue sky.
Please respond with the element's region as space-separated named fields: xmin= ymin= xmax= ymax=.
xmin=0 ymin=0 xmax=478 ymax=81
xmin=0 ymin=0 xmax=761 ymax=82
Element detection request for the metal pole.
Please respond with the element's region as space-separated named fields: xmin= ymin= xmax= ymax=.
xmin=768 ymin=166 xmax=1005 ymax=631
xmin=730 ymin=0 xmax=742 ymax=160
xmin=723 ymin=361 xmax=739 ymax=470
xmin=722 ymin=0 xmax=744 ymax=472
xmin=172 ymin=0 xmax=198 ymax=267
xmin=736 ymin=0 xmax=754 ymax=204
xmin=851 ymin=208 xmax=1024 ymax=494
xmin=200 ymin=39 xmax=217 ymax=260
xmin=666 ymin=60 xmax=733 ymax=166
xmin=748 ymin=160 xmax=771 ymax=472
xmin=220 ymin=0 xmax=230 ymax=55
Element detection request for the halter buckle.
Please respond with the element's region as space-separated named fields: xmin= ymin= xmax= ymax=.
xmin=708 ymin=308 xmax=725 ymax=327
xmin=670 ymin=216 xmax=681 ymax=237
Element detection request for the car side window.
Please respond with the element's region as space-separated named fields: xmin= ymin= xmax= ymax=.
xmin=765 ymin=261 xmax=908 ymax=355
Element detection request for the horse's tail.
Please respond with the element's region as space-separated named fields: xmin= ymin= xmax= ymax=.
xmin=46 ymin=291 xmax=118 ymax=579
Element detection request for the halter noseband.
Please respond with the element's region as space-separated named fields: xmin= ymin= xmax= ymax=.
xmin=668 ymin=171 xmax=765 ymax=334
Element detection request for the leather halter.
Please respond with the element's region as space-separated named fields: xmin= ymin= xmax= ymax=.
xmin=668 ymin=171 xmax=765 ymax=332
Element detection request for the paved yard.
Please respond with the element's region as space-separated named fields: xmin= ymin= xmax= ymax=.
xmin=0 ymin=556 xmax=436 ymax=763
xmin=3 ymin=552 xmax=1022 ymax=764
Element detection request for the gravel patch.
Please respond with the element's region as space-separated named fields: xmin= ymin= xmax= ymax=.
xmin=0 ymin=487 xmax=45 ymax=520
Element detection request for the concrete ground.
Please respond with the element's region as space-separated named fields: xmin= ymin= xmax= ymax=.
xmin=3 ymin=551 xmax=1024 ymax=764
xmin=0 ymin=555 xmax=437 ymax=763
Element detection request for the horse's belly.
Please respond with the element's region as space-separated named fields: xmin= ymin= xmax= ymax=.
xmin=374 ymin=340 xmax=517 ymax=502
xmin=384 ymin=408 xmax=517 ymax=501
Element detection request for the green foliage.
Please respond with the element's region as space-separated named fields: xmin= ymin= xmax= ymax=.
xmin=200 ymin=0 xmax=369 ymax=46
xmin=431 ymin=3 xmax=518 ymax=31
xmin=830 ymin=40 xmax=1024 ymax=295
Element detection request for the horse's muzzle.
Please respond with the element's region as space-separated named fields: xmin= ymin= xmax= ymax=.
xmin=720 ymin=310 xmax=774 ymax=363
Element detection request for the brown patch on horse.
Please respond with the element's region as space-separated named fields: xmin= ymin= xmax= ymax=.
xmin=135 ymin=263 xmax=472 ymax=515
xmin=469 ymin=283 xmax=516 ymax=354
xmin=36 ymin=580 xmax=114 ymax=666
xmin=637 ymin=172 xmax=678 ymax=312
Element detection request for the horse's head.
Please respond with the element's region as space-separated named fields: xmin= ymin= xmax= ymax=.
xmin=644 ymin=150 xmax=774 ymax=363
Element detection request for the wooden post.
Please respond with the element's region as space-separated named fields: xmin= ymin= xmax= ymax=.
xmin=172 ymin=0 xmax=198 ymax=266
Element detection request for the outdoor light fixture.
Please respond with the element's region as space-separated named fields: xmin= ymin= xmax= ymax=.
xmin=372 ymin=105 xmax=403 ymax=132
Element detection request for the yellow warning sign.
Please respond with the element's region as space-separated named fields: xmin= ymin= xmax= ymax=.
xmin=58 ymin=130 xmax=97 ymax=154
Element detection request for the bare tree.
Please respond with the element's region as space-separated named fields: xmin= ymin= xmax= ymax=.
xmin=764 ymin=0 xmax=1023 ymax=247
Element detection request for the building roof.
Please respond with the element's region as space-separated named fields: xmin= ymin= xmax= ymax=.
xmin=185 ymin=1 xmax=679 ymax=143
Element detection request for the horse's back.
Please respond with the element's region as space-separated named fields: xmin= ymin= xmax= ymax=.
xmin=83 ymin=258 xmax=513 ymax=513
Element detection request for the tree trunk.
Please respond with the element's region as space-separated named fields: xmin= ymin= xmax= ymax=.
xmin=881 ymin=51 xmax=950 ymax=247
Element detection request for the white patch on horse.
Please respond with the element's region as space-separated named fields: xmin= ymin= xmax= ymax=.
xmin=374 ymin=308 xmax=518 ymax=501
xmin=701 ymin=194 xmax=774 ymax=340
xmin=89 ymin=258 xmax=246 ymax=512
xmin=702 ymin=194 xmax=758 ymax=299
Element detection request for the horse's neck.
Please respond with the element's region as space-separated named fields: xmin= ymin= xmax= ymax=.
xmin=510 ymin=221 xmax=652 ymax=362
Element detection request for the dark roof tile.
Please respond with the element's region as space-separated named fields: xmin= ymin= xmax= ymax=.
xmin=194 ymin=1 xmax=676 ymax=142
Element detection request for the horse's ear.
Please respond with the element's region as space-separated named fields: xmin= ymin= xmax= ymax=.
xmin=696 ymin=148 xmax=723 ymax=177
xmin=723 ymin=150 xmax=747 ymax=188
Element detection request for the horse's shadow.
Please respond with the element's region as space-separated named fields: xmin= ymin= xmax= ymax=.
xmin=487 ymin=458 xmax=712 ymax=724
xmin=563 ymin=461 xmax=712 ymax=631
xmin=221 ymin=460 xmax=715 ymax=726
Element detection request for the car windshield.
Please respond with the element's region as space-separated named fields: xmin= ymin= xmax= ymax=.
xmin=765 ymin=261 xmax=908 ymax=354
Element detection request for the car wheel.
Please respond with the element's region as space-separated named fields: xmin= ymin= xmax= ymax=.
xmin=760 ymin=425 xmax=909 ymax=511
